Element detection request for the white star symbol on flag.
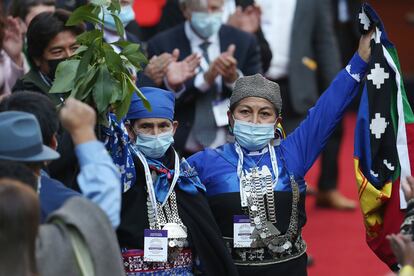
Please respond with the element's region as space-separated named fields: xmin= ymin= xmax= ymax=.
xmin=367 ymin=63 xmax=390 ymax=89
xmin=383 ymin=159 xmax=395 ymax=171
xmin=370 ymin=113 xmax=388 ymax=139
xmin=359 ymin=11 xmax=370 ymax=30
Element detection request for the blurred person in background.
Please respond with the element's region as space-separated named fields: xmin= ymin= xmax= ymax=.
xmin=12 ymin=10 xmax=83 ymax=105
xmin=256 ymin=0 xmax=356 ymax=210
xmin=147 ymin=0 xmax=262 ymax=156
xmin=388 ymin=176 xmax=414 ymax=276
xmin=156 ymin=0 xmax=272 ymax=73
xmin=97 ymin=0 xmax=201 ymax=92
xmin=0 ymin=3 xmax=28 ymax=98
xmin=8 ymin=0 xmax=55 ymax=34
xmin=0 ymin=162 xmax=39 ymax=276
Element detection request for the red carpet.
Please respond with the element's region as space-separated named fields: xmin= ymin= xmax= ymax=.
xmin=303 ymin=113 xmax=391 ymax=276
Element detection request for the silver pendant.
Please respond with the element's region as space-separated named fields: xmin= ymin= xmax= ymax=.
xmin=265 ymin=221 xmax=281 ymax=236
xmin=162 ymin=223 xmax=188 ymax=239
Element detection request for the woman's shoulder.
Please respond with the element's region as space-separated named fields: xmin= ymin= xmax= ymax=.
xmin=188 ymin=143 xmax=235 ymax=164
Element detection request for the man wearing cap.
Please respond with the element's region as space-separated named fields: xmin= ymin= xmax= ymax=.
xmin=187 ymin=33 xmax=372 ymax=274
xmin=103 ymin=86 xmax=237 ymax=275
xmin=0 ymin=98 xmax=121 ymax=228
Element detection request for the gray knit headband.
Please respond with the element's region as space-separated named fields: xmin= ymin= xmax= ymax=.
xmin=230 ymin=73 xmax=282 ymax=114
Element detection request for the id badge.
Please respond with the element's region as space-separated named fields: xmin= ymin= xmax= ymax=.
xmin=144 ymin=229 xmax=168 ymax=262
xmin=212 ymin=98 xmax=230 ymax=127
xmin=233 ymin=215 xmax=254 ymax=248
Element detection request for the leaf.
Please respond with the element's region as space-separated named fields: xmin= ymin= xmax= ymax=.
xmin=66 ymin=4 xmax=103 ymax=26
xmin=70 ymin=66 xmax=98 ymax=100
xmin=121 ymin=43 xmax=140 ymax=56
xmin=121 ymin=43 xmax=148 ymax=69
xmin=73 ymin=45 xmax=88 ymax=55
xmin=109 ymin=78 xmax=123 ymax=103
xmin=113 ymin=78 xmax=134 ymax=121
xmin=102 ymin=44 xmax=123 ymax=73
xmin=126 ymin=75 xmax=151 ymax=111
xmin=93 ymin=64 xmax=115 ymax=114
xmin=50 ymin=60 xmax=80 ymax=93
xmin=76 ymin=43 xmax=95 ymax=81
xmin=112 ymin=40 xmax=132 ymax=49
xmin=77 ymin=29 xmax=102 ymax=45
xmin=108 ymin=0 xmax=121 ymax=14
xmin=112 ymin=13 xmax=125 ymax=38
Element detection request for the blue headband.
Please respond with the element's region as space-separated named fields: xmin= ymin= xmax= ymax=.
xmin=126 ymin=87 xmax=175 ymax=121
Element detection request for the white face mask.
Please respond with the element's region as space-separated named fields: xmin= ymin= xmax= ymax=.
xmin=190 ymin=11 xmax=223 ymax=39
xmin=232 ymin=118 xmax=276 ymax=151
xmin=135 ymin=130 xmax=174 ymax=159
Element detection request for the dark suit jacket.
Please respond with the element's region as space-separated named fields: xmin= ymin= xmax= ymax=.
xmin=332 ymin=0 xmax=361 ymax=65
xmin=157 ymin=0 xmax=272 ymax=72
xmin=147 ymin=23 xmax=262 ymax=152
xmin=287 ymin=0 xmax=341 ymax=114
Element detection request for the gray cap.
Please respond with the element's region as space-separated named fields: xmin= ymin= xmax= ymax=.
xmin=0 ymin=111 xmax=60 ymax=162
xmin=230 ymin=74 xmax=282 ymax=114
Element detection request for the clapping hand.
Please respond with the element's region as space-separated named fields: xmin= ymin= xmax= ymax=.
xmin=215 ymin=44 xmax=238 ymax=83
xmin=3 ymin=16 xmax=24 ymax=67
xmin=401 ymin=176 xmax=414 ymax=202
xmin=227 ymin=5 xmax=261 ymax=34
xmin=165 ymin=49 xmax=201 ymax=90
xmin=204 ymin=44 xmax=238 ymax=85
xmin=144 ymin=52 xmax=175 ymax=86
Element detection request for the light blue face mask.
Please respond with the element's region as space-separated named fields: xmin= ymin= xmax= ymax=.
xmin=135 ymin=130 xmax=174 ymax=159
xmin=233 ymin=119 xmax=275 ymax=151
xmin=190 ymin=11 xmax=222 ymax=39
xmin=100 ymin=5 xmax=135 ymax=32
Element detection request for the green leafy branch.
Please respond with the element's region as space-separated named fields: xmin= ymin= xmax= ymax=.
xmin=50 ymin=0 xmax=150 ymax=125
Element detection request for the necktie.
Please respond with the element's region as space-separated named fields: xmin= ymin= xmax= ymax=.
xmin=193 ymin=41 xmax=218 ymax=147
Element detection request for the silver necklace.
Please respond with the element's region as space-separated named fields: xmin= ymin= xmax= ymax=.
xmin=133 ymin=147 xmax=188 ymax=250
xmin=236 ymin=142 xmax=299 ymax=252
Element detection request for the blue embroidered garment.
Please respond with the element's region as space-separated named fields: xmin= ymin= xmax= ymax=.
xmin=102 ymin=114 xmax=136 ymax=192
xmin=188 ymin=53 xmax=368 ymax=197
xmin=102 ymin=114 xmax=205 ymax=197
xmin=144 ymin=155 xmax=205 ymax=203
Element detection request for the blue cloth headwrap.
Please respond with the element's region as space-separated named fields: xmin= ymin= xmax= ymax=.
xmin=126 ymin=87 xmax=175 ymax=121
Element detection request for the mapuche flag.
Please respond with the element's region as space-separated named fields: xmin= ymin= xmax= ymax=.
xmin=354 ymin=3 xmax=414 ymax=269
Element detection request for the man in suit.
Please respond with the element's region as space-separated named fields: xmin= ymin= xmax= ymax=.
xmin=147 ymin=0 xmax=262 ymax=155
xmin=257 ymin=0 xmax=356 ymax=210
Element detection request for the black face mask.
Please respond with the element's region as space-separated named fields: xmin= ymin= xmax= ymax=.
xmin=46 ymin=58 xmax=67 ymax=80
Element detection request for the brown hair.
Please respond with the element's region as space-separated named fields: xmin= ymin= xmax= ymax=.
xmin=0 ymin=179 xmax=40 ymax=276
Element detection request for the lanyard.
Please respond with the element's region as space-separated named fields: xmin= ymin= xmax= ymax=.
xmin=235 ymin=142 xmax=279 ymax=207
xmin=37 ymin=177 xmax=42 ymax=195
xmin=132 ymin=146 xmax=180 ymax=222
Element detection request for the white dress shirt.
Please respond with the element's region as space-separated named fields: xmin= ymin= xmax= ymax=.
xmin=183 ymin=21 xmax=229 ymax=152
xmin=256 ymin=0 xmax=297 ymax=79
